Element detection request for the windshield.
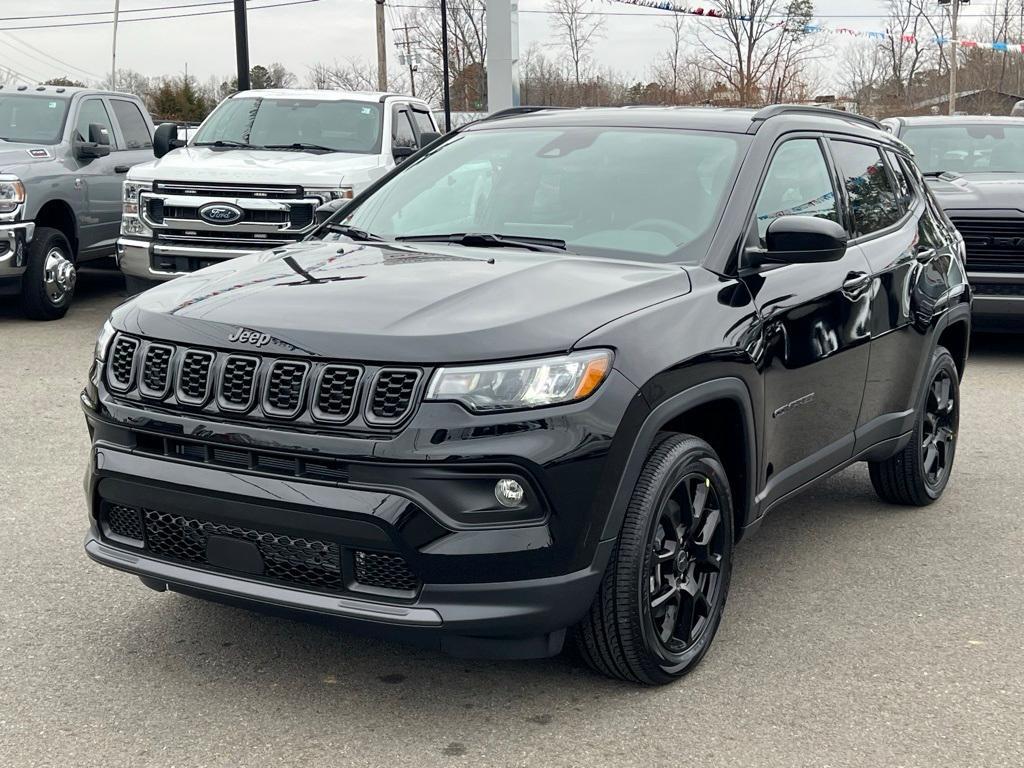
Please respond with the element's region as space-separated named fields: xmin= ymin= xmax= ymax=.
xmin=338 ymin=126 xmax=745 ymax=262
xmin=0 ymin=94 xmax=69 ymax=144
xmin=901 ymin=123 xmax=1024 ymax=174
xmin=193 ymin=97 xmax=383 ymax=153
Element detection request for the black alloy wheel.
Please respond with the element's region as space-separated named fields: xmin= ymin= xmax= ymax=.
xmin=576 ymin=434 xmax=734 ymax=685
xmin=869 ymin=345 xmax=960 ymax=506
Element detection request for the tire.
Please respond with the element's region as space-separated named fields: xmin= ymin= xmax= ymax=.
xmin=576 ymin=434 xmax=734 ymax=685
xmin=21 ymin=227 xmax=75 ymax=320
xmin=869 ymin=346 xmax=960 ymax=506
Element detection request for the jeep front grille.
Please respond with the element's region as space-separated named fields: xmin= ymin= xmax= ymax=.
xmin=354 ymin=550 xmax=419 ymax=593
xmin=105 ymin=334 xmax=425 ymax=431
xmin=950 ymin=216 xmax=1024 ymax=273
xmin=107 ymin=336 xmax=139 ymax=392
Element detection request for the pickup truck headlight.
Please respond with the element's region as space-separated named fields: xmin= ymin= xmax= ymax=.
xmin=0 ymin=175 xmax=26 ymax=214
xmin=308 ymin=186 xmax=354 ymax=203
xmin=426 ymin=350 xmax=613 ymax=413
xmin=121 ymin=180 xmax=152 ymax=236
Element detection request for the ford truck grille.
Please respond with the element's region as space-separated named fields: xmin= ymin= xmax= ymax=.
xmin=950 ymin=217 xmax=1024 ymax=274
xmin=105 ymin=335 xmax=424 ymax=430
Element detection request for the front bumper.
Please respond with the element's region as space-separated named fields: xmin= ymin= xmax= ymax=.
xmin=83 ymin=366 xmax=641 ymax=658
xmin=118 ymin=237 xmax=265 ymax=283
xmin=0 ymin=221 xmax=34 ymax=294
xmin=969 ymin=271 xmax=1024 ymax=329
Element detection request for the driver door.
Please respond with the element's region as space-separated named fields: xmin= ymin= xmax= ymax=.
xmin=70 ymin=97 xmax=122 ymax=260
xmin=744 ymin=136 xmax=872 ymax=507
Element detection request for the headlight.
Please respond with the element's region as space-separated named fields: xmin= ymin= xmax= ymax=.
xmin=94 ymin=320 xmax=116 ymax=362
xmin=0 ymin=175 xmax=26 ymax=214
xmin=121 ymin=180 xmax=152 ymax=236
xmin=426 ymin=350 xmax=613 ymax=412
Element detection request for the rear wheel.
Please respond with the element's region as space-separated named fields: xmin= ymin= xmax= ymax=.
xmin=22 ymin=227 xmax=75 ymax=320
xmin=869 ymin=346 xmax=959 ymax=506
xmin=576 ymin=434 xmax=734 ymax=685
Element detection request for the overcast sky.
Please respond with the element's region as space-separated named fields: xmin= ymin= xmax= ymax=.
xmin=2 ymin=0 xmax=1006 ymax=91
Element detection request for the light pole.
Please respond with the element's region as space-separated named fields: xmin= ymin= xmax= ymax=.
xmin=440 ymin=0 xmax=450 ymax=131
xmin=234 ymin=0 xmax=251 ymax=91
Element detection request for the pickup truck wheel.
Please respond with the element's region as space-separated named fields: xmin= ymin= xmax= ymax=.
xmin=869 ymin=346 xmax=959 ymax=506
xmin=22 ymin=227 xmax=75 ymax=320
xmin=576 ymin=434 xmax=733 ymax=685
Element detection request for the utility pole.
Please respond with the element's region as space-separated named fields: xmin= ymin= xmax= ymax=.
xmin=393 ymin=24 xmax=419 ymax=97
xmin=944 ymin=0 xmax=965 ymax=115
xmin=234 ymin=0 xmax=251 ymax=91
xmin=110 ymin=0 xmax=120 ymax=90
xmin=375 ymin=0 xmax=388 ymax=92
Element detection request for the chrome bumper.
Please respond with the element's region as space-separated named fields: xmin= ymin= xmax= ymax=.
xmin=118 ymin=237 xmax=262 ymax=282
xmin=0 ymin=221 xmax=35 ymax=279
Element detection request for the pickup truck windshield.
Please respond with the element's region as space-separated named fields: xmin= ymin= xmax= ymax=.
xmin=901 ymin=124 xmax=1024 ymax=174
xmin=0 ymin=94 xmax=69 ymax=144
xmin=340 ymin=127 xmax=745 ymax=262
xmin=193 ymin=97 xmax=383 ymax=154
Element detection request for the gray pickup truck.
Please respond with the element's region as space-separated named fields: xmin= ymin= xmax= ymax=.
xmin=0 ymin=85 xmax=155 ymax=319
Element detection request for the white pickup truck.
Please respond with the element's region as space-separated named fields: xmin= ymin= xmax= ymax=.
xmin=118 ymin=89 xmax=440 ymax=291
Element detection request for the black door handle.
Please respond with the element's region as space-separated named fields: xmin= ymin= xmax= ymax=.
xmin=842 ymin=271 xmax=871 ymax=295
xmin=114 ymin=164 xmax=130 ymax=173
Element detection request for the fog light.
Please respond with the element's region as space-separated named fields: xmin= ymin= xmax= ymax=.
xmin=495 ymin=478 xmax=525 ymax=507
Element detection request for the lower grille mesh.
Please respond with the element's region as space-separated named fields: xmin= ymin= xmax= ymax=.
xmin=143 ymin=509 xmax=343 ymax=591
xmin=105 ymin=504 xmax=144 ymax=542
xmin=354 ymin=550 xmax=419 ymax=592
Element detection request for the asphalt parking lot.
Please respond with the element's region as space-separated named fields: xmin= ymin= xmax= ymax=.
xmin=1 ymin=269 xmax=1022 ymax=768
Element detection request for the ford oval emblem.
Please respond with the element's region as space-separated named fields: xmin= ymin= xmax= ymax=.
xmin=198 ymin=202 xmax=243 ymax=225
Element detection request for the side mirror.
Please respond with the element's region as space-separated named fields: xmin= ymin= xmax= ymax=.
xmin=418 ymin=131 xmax=442 ymax=147
xmin=315 ymin=198 xmax=351 ymax=225
xmin=392 ymin=144 xmax=416 ymax=162
xmin=74 ymin=123 xmax=112 ymax=159
xmin=750 ymin=216 xmax=849 ymax=267
xmin=153 ymin=122 xmax=184 ymax=159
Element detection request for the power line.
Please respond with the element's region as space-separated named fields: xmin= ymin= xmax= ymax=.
xmin=0 ymin=0 xmax=237 ymax=23
xmin=0 ymin=33 xmax=102 ymax=80
xmin=0 ymin=0 xmax=319 ymax=32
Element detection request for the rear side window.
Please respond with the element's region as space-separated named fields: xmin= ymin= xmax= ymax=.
xmin=411 ymin=109 xmax=434 ymax=136
xmin=75 ymin=99 xmax=115 ymax=147
xmin=885 ymin=150 xmax=914 ymax=211
xmin=754 ymin=139 xmax=839 ymax=241
xmin=831 ymin=140 xmax=902 ymax=237
xmin=110 ymin=99 xmax=152 ymax=149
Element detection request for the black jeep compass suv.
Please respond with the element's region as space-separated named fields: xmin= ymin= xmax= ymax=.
xmin=83 ymin=105 xmax=971 ymax=685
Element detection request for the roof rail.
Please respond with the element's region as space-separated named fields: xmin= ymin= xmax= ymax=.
xmin=482 ymin=105 xmax=568 ymax=122
xmin=749 ymin=105 xmax=882 ymax=132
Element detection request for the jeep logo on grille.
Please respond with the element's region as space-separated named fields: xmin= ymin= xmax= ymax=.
xmin=198 ymin=202 xmax=243 ymax=225
xmin=229 ymin=328 xmax=272 ymax=347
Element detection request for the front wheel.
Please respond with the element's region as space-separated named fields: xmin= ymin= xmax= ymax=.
xmin=869 ymin=346 xmax=960 ymax=506
xmin=21 ymin=227 xmax=75 ymax=320
xmin=576 ymin=434 xmax=734 ymax=685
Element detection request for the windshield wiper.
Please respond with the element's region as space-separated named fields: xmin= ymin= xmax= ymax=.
xmin=193 ymin=139 xmax=260 ymax=148
xmin=264 ymin=142 xmax=336 ymax=153
xmin=396 ymin=232 xmax=566 ymax=252
xmin=326 ymin=224 xmax=385 ymax=242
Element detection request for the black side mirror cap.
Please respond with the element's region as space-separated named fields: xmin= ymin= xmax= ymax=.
xmin=74 ymin=123 xmax=112 ymax=159
xmin=153 ymin=122 xmax=184 ymax=159
xmin=747 ymin=215 xmax=849 ymax=267
xmin=392 ymin=144 xmax=416 ymax=161
xmin=315 ymin=198 xmax=351 ymax=225
xmin=418 ymin=131 xmax=442 ymax=147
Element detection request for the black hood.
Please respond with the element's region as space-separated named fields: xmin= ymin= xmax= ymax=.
xmin=114 ymin=239 xmax=692 ymax=363
xmin=927 ymin=172 xmax=1024 ymax=214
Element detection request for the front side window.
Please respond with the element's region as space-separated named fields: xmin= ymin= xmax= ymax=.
xmin=411 ymin=109 xmax=434 ymax=136
xmin=0 ymin=95 xmax=69 ymax=144
xmin=900 ymin=123 xmax=1024 ymax=174
xmin=754 ymin=139 xmax=838 ymax=241
xmin=339 ymin=126 xmax=746 ymax=262
xmin=831 ymin=140 xmax=902 ymax=237
xmin=75 ymin=99 xmax=116 ymax=148
xmin=193 ymin=97 xmax=383 ymax=154
xmin=392 ymin=110 xmax=417 ymax=148
xmin=110 ymin=99 xmax=152 ymax=150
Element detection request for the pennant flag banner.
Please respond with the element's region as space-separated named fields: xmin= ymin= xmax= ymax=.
xmin=608 ymin=0 xmax=1024 ymax=53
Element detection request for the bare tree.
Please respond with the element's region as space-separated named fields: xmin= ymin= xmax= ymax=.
xmin=548 ymin=0 xmax=605 ymax=95
xmin=696 ymin=0 xmax=822 ymax=106
xmin=402 ymin=0 xmax=485 ymax=109
xmin=653 ymin=14 xmax=686 ymax=103
xmin=839 ymin=39 xmax=887 ymax=113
